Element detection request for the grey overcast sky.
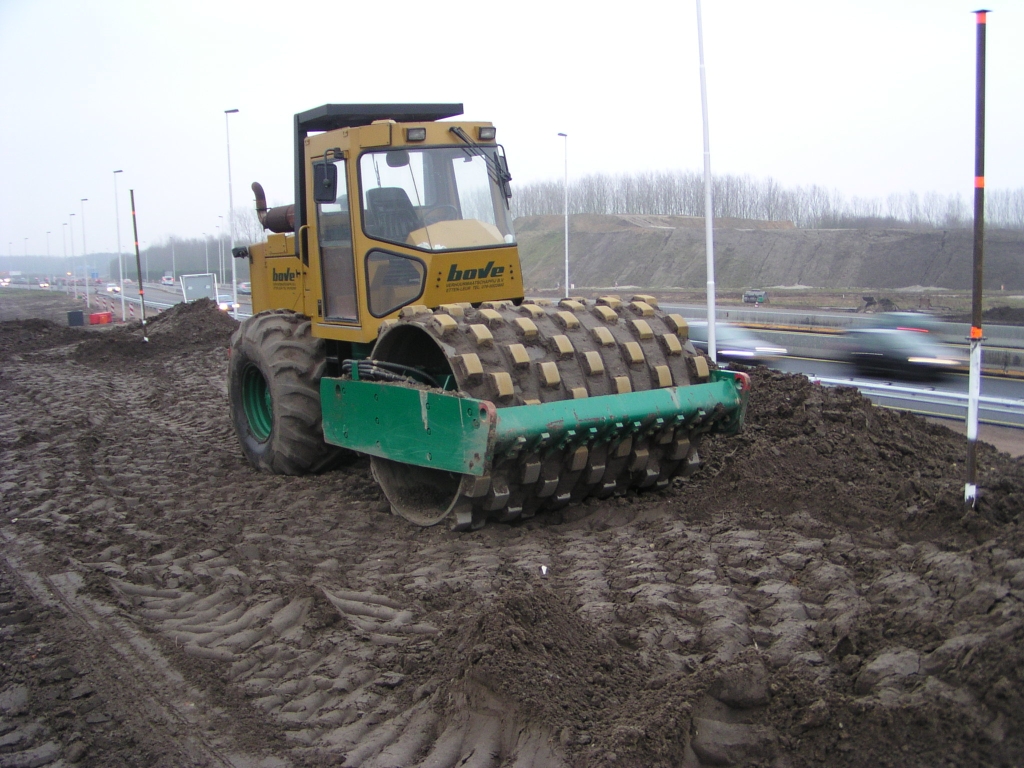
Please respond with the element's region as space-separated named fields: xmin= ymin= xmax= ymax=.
xmin=1 ymin=0 xmax=1021 ymax=257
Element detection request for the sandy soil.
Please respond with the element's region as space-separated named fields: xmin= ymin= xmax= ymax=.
xmin=2 ymin=290 xmax=1023 ymax=767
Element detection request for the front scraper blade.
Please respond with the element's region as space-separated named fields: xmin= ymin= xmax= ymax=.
xmin=321 ymin=369 xmax=749 ymax=528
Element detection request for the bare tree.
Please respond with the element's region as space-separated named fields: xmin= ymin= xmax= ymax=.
xmin=507 ymin=169 xmax=1024 ymax=231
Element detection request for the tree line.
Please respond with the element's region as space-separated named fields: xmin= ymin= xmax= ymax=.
xmin=509 ymin=170 xmax=1024 ymax=231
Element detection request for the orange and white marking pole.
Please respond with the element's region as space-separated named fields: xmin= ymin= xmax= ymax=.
xmin=965 ymin=10 xmax=989 ymax=510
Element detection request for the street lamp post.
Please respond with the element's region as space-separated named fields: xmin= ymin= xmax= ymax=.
xmin=46 ymin=232 xmax=51 ymax=287
xmin=80 ymin=198 xmax=90 ymax=309
xmin=113 ymin=170 xmax=126 ymax=320
xmin=218 ymin=217 xmax=224 ymax=284
xmin=697 ymin=0 xmax=717 ymax=363
xmin=203 ymin=233 xmax=209 ymax=274
xmin=69 ymin=214 xmax=77 ymax=299
xmin=23 ymin=237 xmax=27 ymax=258
xmin=557 ymin=132 xmax=568 ymax=298
xmin=225 ymin=108 xmax=239 ymax=318
xmin=62 ymin=224 xmax=69 ymax=294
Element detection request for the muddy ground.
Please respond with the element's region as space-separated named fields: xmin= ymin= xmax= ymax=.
xmin=1 ymin=290 xmax=1023 ymax=768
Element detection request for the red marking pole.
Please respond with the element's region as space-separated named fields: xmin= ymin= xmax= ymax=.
xmin=129 ymin=190 xmax=149 ymax=343
xmin=965 ymin=9 xmax=989 ymax=510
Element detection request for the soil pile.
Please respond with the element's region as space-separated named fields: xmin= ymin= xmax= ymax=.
xmin=69 ymin=298 xmax=238 ymax=366
xmin=0 ymin=318 xmax=86 ymax=360
xmin=144 ymin=297 xmax=240 ymax=345
xmin=688 ymin=368 xmax=1024 ymax=533
xmin=1 ymin=293 xmax=1022 ymax=767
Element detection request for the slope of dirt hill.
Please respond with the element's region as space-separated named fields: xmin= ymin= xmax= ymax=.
xmin=1 ymin=292 xmax=1023 ymax=767
xmin=516 ymin=215 xmax=1024 ymax=292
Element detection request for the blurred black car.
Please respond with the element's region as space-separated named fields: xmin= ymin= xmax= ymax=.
xmin=687 ymin=322 xmax=788 ymax=366
xmin=843 ymin=315 xmax=962 ymax=379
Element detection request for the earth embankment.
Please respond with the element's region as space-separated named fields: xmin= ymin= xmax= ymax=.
xmin=516 ymin=215 xmax=1024 ymax=292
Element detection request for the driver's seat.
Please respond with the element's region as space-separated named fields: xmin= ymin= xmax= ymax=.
xmin=365 ymin=187 xmax=421 ymax=243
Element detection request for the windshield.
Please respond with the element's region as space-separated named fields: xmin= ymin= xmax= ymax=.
xmin=359 ymin=146 xmax=515 ymax=252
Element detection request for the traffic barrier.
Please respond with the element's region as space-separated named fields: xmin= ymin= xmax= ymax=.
xmin=89 ymin=312 xmax=113 ymax=325
xmin=129 ymin=303 xmax=136 ymax=319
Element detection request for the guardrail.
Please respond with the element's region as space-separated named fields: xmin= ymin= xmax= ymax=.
xmin=89 ymin=293 xmax=252 ymax=319
xmin=810 ymin=376 xmax=1024 ymax=428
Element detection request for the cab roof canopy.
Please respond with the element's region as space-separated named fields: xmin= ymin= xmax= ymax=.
xmin=290 ymin=103 xmax=466 ymax=239
xmin=296 ymin=103 xmax=465 ymax=134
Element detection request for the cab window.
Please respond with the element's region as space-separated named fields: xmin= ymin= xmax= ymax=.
xmin=359 ymin=146 xmax=515 ymax=252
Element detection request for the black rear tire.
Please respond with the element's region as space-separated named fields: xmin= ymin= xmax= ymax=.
xmin=228 ymin=309 xmax=354 ymax=475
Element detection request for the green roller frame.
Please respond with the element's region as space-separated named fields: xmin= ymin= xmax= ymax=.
xmin=321 ymin=370 xmax=749 ymax=476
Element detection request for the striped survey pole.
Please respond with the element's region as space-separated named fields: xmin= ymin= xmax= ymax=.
xmin=130 ymin=189 xmax=149 ymax=343
xmin=965 ymin=9 xmax=989 ymax=510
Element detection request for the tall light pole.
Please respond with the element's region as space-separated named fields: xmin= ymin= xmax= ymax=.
xmin=225 ymin=108 xmax=239 ymax=317
xmin=697 ymin=0 xmax=717 ymax=362
xmin=62 ymin=224 xmax=69 ymax=294
xmin=80 ymin=198 xmax=90 ymax=309
xmin=113 ymin=170 xmax=126 ymax=320
xmin=558 ymin=132 xmax=568 ymax=297
xmin=23 ymin=237 xmax=27 ymax=258
xmin=218 ymin=216 xmax=225 ymax=284
xmin=69 ymin=213 xmax=77 ymax=299
xmin=46 ymin=231 xmax=51 ymax=287
xmin=203 ymin=232 xmax=209 ymax=274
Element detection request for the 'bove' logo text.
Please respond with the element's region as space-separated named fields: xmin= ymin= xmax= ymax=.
xmin=272 ymin=268 xmax=297 ymax=282
xmin=447 ymin=261 xmax=505 ymax=282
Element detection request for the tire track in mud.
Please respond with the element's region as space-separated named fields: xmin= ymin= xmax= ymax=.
xmin=2 ymin=307 xmax=1024 ymax=766
xmin=1 ymin=534 xmax=288 ymax=767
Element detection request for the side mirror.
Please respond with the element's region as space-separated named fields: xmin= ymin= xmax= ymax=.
xmin=313 ymin=161 xmax=338 ymax=204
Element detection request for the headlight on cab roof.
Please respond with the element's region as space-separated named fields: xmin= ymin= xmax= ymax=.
xmin=478 ymin=126 xmax=496 ymax=140
xmin=405 ymin=127 xmax=426 ymax=142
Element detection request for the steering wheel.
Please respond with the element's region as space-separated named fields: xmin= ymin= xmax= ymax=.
xmin=421 ymin=205 xmax=459 ymax=226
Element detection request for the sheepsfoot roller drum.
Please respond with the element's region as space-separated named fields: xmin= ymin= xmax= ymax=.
xmin=320 ymin=297 xmax=750 ymax=530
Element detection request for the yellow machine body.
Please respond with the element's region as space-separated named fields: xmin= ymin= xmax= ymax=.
xmin=246 ymin=117 xmax=523 ymax=344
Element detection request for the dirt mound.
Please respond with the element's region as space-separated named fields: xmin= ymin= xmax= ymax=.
xmin=0 ymin=318 xmax=86 ymax=360
xmin=684 ymin=367 xmax=1024 ymax=537
xmin=144 ymin=297 xmax=240 ymax=341
xmin=2 ymin=292 xmax=1023 ymax=767
xmin=70 ymin=298 xmax=238 ymax=367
